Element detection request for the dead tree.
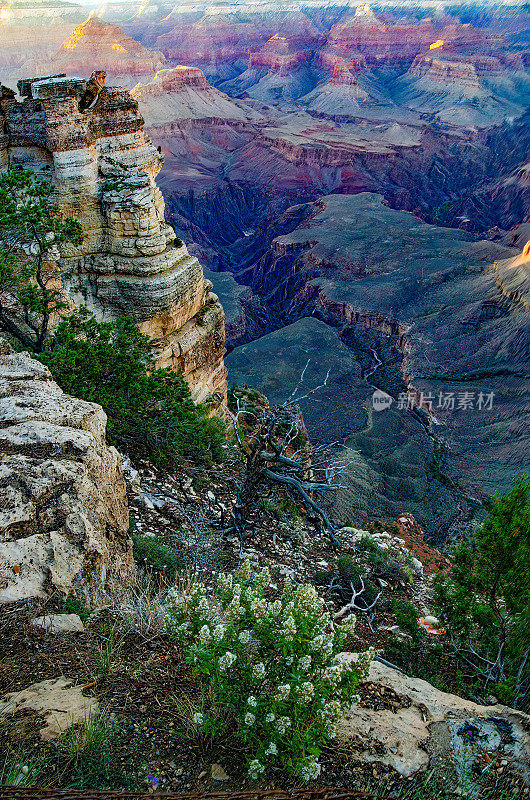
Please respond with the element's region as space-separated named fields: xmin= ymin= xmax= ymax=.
xmin=225 ymin=374 xmax=353 ymax=547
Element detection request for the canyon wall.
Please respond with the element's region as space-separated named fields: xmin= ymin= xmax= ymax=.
xmin=0 ymin=74 xmax=227 ymax=408
xmin=0 ymin=337 xmax=132 ymax=603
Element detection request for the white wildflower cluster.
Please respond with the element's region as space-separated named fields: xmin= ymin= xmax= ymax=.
xmin=282 ymin=615 xmax=296 ymax=641
xmin=198 ymin=625 xmax=211 ymax=644
xmin=297 ymin=681 xmax=315 ymax=703
xmin=212 ymin=624 xmax=226 ymax=642
xmin=238 ymin=559 xmax=251 ymax=583
xmin=276 ymin=716 xmax=291 ymax=734
xmin=274 ymin=683 xmax=291 ymax=701
xmin=218 ymin=651 xmax=237 ymax=672
xmin=164 ymin=561 xmax=371 ymax=783
xmin=225 ymin=596 xmax=243 ymax=622
xmin=323 ymin=663 xmax=343 ymax=686
xmin=300 ymin=756 xmax=321 ymax=781
xmin=250 ymin=598 xmax=268 ymax=623
xmin=317 ymin=698 xmax=342 ymax=728
xmin=248 ymin=759 xmax=265 ymax=779
xmin=339 ymin=613 xmax=357 ymax=638
xmin=217 ymin=573 xmax=233 ymax=594
xmin=196 ymin=597 xmax=209 ymax=618
xmin=298 ymin=654 xmax=311 ymax=671
xmin=309 ymin=632 xmax=333 ymax=658
xmin=293 ymin=583 xmax=322 ymax=612
xmin=269 ymin=599 xmax=282 ymax=617
xmin=255 ymin=566 xmax=270 ymax=591
xmin=355 ymin=647 xmax=375 ymax=681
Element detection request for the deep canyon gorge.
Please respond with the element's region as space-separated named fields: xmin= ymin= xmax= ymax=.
xmin=0 ymin=0 xmax=529 ymax=540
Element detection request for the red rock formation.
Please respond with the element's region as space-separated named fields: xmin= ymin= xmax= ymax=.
xmin=330 ymin=61 xmax=356 ymax=86
xmin=155 ymin=12 xmax=262 ymax=65
xmin=407 ymin=54 xmax=482 ymax=90
xmin=249 ymin=35 xmax=309 ymax=74
xmin=0 ymin=74 xmax=227 ymax=407
xmin=43 ymin=16 xmax=165 ymax=81
xmin=394 ymin=513 xmax=451 ymax=575
xmin=131 ymin=66 xmax=256 ymax=128
xmin=327 ymin=6 xmax=496 ymax=66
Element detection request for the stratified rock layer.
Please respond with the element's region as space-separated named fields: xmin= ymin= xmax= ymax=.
xmin=0 ymin=74 xmax=227 ymax=406
xmin=0 ymin=339 xmax=132 ymax=603
xmin=45 ymin=16 xmax=166 ymax=87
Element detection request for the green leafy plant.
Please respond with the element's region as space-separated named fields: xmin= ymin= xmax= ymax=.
xmin=55 ymin=710 xmax=145 ymax=790
xmin=38 ymin=308 xmax=226 ymax=466
xmin=356 ymin=535 xmax=389 ymax=565
xmin=0 ymin=169 xmax=82 ymax=351
xmin=57 ymin=592 xmax=91 ymax=623
xmin=165 ymin=560 xmax=373 ymax=780
xmin=433 ymin=476 xmax=530 ymax=709
xmin=132 ymin=535 xmax=183 ymax=583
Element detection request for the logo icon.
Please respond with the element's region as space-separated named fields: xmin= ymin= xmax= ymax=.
xmin=372 ymin=389 xmax=393 ymax=411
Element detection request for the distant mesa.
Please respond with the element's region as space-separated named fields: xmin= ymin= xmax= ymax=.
xmin=249 ymin=35 xmax=309 ymax=75
xmin=45 ymin=16 xmax=165 ymax=84
xmin=327 ymin=9 xmax=492 ymax=65
xmin=349 ymin=3 xmax=384 ymax=28
xmin=131 ymin=65 xmax=255 ymax=127
xmin=155 ymin=11 xmax=262 ymax=65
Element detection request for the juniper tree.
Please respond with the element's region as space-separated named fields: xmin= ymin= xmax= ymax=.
xmin=434 ymin=476 xmax=530 ymax=709
xmin=0 ymin=169 xmax=82 ymax=351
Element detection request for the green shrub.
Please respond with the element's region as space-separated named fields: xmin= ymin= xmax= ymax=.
xmin=371 ymin=556 xmax=412 ymax=586
xmin=165 ymin=560 xmax=374 ymax=780
xmin=58 ymin=593 xmax=91 ymax=623
xmin=356 ymin=535 xmax=388 ymax=565
xmin=433 ymin=476 xmax=530 ymax=710
xmin=393 ymin=600 xmax=421 ymax=641
xmin=38 ymin=309 xmax=226 ymax=466
xmin=132 ymin=535 xmax=183 ymax=583
xmin=337 ymin=554 xmax=359 ymax=581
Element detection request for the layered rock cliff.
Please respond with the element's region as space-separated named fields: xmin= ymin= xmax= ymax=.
xmin=43 ymin=16 xmax=166 ymax=88
xmin=0 ymin=73 xmax=227 ymax=407
xmin=0 ymin=338 xmax=132 ymax=603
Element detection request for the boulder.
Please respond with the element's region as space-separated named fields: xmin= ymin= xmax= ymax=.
xmin=338 ymin=656 xmax=530 ymax=785
xmin=0 ymin=677 xmax=98 ymax=740
xmin=31 ymin=614 xmax=85 ymax=634
xmin=0 ymin=341 xmax=133 ymax=603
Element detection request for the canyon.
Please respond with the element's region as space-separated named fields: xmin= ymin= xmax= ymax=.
xmin=0 ymin=0 xmax=528 ymax=537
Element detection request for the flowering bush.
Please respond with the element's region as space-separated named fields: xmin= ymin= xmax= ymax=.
xmin=165 ymin=560 xmax=373 ymax=781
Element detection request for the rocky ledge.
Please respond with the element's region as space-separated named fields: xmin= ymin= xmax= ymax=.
xmin=0 ymin=339 xmax=132 ymax=603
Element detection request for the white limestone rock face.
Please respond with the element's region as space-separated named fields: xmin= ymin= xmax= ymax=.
xmin=338 ymin=656 xmax=530 ymax=785
xmin=32 ymin=613 xmax=85 ymax=633
xmin=0 ymin=341 xmax=132 ymax=603
xmin=0 ymin=677 xmax=98 ymax=740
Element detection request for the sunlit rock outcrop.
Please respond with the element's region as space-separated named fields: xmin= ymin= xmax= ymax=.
xmin=0 ymin=73 xmax=227 ymax=407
